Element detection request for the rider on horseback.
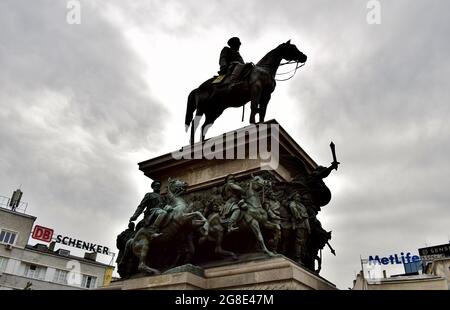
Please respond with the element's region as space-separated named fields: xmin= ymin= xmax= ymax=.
xmin=221 ymin=174 xmax=248 ymax=232
xmin=216 ymin=37 xmax=248 ymax=85
xmin=129 ymin=180 xmax=171 ymax=234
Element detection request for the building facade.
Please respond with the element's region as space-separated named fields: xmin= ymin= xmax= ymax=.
xmin=352 ymin=270 xmax=448 ymax=290
xmin=353 ymin=244 xmax=450 ymax=290
xmin=0 ymin=194 xmax=113 ymax=290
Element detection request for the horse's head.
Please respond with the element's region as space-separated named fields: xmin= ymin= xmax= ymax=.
xmin=280 ymin=40 xmax=307 ymax=63
xmin=249 ymin=174 xmax=270 ymax=191
xmin=167 ymin=178 xmax=189 ymax=196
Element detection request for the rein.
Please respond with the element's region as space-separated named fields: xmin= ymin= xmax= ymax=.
xmin=275 ymin=61 xmax=305 ymax=81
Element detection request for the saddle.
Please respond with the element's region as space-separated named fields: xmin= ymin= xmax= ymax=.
xmin=212 ymin=63 xmax=254 ymax=85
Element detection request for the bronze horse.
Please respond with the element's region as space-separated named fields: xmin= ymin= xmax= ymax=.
xmin=119 ymin=178 xmax=209 ymax=277
xmin=185 ymin=40 xmax=307 ymax=143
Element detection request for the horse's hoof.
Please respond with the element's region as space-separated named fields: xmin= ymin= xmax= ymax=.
xmin=138 ymin=264 xmax=160 ymax=275
xmin=266 ymin=251 xmax=276 ymax=257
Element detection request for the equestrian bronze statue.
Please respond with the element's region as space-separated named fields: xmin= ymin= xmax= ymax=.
xmin=117 ymin=178 xmax=209 ymax=278
xmin=185 ymin=40 xmax=307 ymax=143
xmin=116 ymin=148 xmax=340 ymax=278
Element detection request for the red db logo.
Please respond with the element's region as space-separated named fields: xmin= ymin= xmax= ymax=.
xmin=32 ymin=225 xmax=54 ymax=242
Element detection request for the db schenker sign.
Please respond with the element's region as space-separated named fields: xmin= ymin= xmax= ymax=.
xmin=31 ymin=224 xmax=110 ymax=255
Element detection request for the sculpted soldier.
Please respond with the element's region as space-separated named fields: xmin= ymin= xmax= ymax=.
xmin=294 ymin=161 xmax=339 ymax=210
xmin=129 ymin=180 xmax=171 ymax=233
xmin=287 ymin=192 xmax=311 ymax=264
xmin=221 ymin=174 xmax=247 ymax=232
xmin=292 ymin=155 xmax=339 ymax=270
xmin=116 ymin=222 xmax=136 ymax=266
xmin=202 ymin=187 xmax=224 ymax=219
xmin=304 ymin=205 xmax=332 ymax=272
xmin=262 ymin=183 xmax=282 ymax=252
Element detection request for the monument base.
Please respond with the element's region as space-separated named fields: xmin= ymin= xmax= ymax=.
xmin=101 ymin=255 xmax=337 ymax=290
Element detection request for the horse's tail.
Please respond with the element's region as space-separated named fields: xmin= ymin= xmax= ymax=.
xmin=185 ymin=89 xmax=197 ymax=132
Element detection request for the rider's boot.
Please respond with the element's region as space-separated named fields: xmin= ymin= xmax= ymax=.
xmin=152 ymin=211 xmax=167 ymax=236
xmin=228 ymin=209 xmax=240 ymax=232
xmin=229 ymin=64 xmax=245 ymax=89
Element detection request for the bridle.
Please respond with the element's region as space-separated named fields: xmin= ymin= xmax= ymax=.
xmin=276 ymin=60 xmax=306 ymax=81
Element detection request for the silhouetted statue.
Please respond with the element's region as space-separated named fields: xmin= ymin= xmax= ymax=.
xmin=185 ymin=40 xmax=307 ymax=143
xmin=218 ymin=37 xmax=244 ymax=77
xmin=292 ymin=162 xmax=339 ymax=211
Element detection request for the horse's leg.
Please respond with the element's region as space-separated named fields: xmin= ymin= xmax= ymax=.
xmin=249 ymin=84 xmax=262 ymax=124
xmin=247 ymin=218 xmax=275 ymax=257
xmin=259 ymin=93 xmax=271 ymax=123
xmin=214 ymin=229 xmax=237 ymax=260
xmin=190 ymin=114 xmax=202 ymax=145
xmin=183 ymin=211 xmax=209 ymax=236
xmin=185 ymin=234 xmax=195 ymax=262
xmin=263 ymin=222 xmax=281 ymax=253
xmin=137 ymin=237 xmax=160 ymax=275
xmin=316 ymin=253 xmax=322 ymax=273
xmin=201 ymin=116 xmax=215 ymax=143
xmin=190 ymin=120 xmax=195 ymax=145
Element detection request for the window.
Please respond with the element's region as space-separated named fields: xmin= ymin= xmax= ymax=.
xmin=0 ymin=256 xmax=8 ymax=272
xmin=0 ymin=229 xmax=17 ymax=245
xmin=53 ymin=269 xmax=69 ymax=284
xmin=81 ymin=275 xmax=97 ymax=289
xmin=23 ymin=263 xmax=46 ymax=280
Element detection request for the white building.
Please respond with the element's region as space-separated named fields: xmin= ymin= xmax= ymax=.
xmin=353 ymin=246 xmax=450 ymax=290
xmin=0 ymin=193 xmax=114 ymax=290
xmin=352 ymin=270 xmax=448 ymax=290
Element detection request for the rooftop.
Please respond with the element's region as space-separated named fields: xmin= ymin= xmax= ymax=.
xmin=0 ymin=194 xmax=29 ymax=214
xmin=367 ymin=274 xmax=444 ymax=284
xmin=25 ymin=243 xmax=112 ymax=268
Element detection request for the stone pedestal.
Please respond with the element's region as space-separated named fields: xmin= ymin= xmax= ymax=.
xmin=103 ymin=256 xmax=336 ymax=290
xmin=109 ymin=119 xmax=338 ymax=290
xmin=138 ymin=119 xmax=317 ymax=192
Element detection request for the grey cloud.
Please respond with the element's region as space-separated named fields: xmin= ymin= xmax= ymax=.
xmin=1 ymin=0 xmax=449 ymax=289
xmin=281 ymin=1 xmax=450 ymax=288
xmin=0 ymin=0 xmax=167 ymax=253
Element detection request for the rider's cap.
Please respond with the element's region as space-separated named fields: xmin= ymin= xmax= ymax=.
xmin=225 ymin=174 xmax=235 ymax=181
xmin=227 ymin=37 xmax=241 ymax=47
xmin=151 ymin=180 xmax=161 ymax=188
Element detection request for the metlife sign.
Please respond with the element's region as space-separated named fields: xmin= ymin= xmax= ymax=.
xmin=368 ymin=252 xmax=421 ymax=265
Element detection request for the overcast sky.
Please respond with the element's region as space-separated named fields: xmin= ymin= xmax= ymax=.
xmin=1 ymin=0 xmax=449 ymax=289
